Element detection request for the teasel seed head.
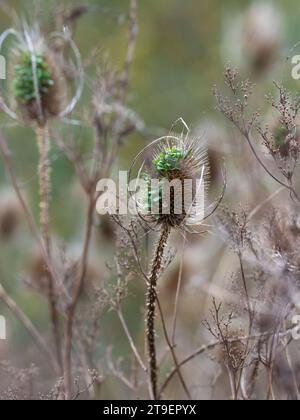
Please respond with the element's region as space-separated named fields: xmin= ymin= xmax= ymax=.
xmin=12 ymin=48 xmax=64 ymax=125
xmin=131 ymin=123 xmax=210 ymax=233
xmin=0 ymin=24 xmax=83 ymax=126
xmin=9 ymin=27 xmax=66 ymax=126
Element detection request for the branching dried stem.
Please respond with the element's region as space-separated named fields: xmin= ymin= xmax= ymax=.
xmin=155 ymin=235 xmax=192 ymax=400
xmin=119 ymin=0 xmax=138 ymax=101
xmin=117 ymin=309 xmax=147 ymax=373
xmin=0 ymin=133 xmax=66 ymax=296
xmin=63 ymin=194 xmax=96 ymax=400
xmin=2 ymin=4 xmax=299 ymax=403
xmin=115 ymin=216 xmax=192 ymax=399
xmin=160 ymin=326 xmax=294 ymax=397
xmin=60 ymin=1 xmax=139 ymax=399
xmin=155 ymin=295 xmax=192 ymax=400
xmin=0 ymin=282 xmax=60 ymax=374
xmin=214 ymin=66 xmax=300 ymax=203
xmin=0 ymin=1 xmax=144 ymax=401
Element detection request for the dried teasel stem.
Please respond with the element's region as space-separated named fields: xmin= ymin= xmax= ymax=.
xmin=36 ymin=125 xmax=51 ymax=252
xmin=36 ymin=125 xmax=62 ymax=369
xmin=146 ymin=224 xmax=170 ymax=400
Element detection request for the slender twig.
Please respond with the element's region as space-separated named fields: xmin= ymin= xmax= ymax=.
xmin=0 ymin=132 xmax=68 ymax=299
xmin=247 ymin=187 xmax=285 ymax=221
xmin=63 ymin=194 xmax=95 ymax=400
xmin=73 ymin=327 xmax=97 ymax=400
xmin=244 ymin=130 xmax=300 ymax=203
xmin=52 ymin=130 xmax=91 ymax=193
xmin=235 ymin=253 xmax=254 ymax=398
xmin=119 ymin=0 xmax=138 ymax=101
xmin=284 ymin=339 xmax=300 ymax=400
xmin=171 ymin=234 xmax=186 ymax=344
xmin=36 ymin=125 xmax=62 ymax=370
xmin=0 ymin=282 xmax=60 ymax=374
xmin=60 ymin=1 xmax=139 ymax=391
xmin=156 ymin=295 xmax=192 ymax=400
xmin=153 ymin=236 xmax=191 ymax=400
xmin=159 ymin=328 xmax=294 ymax=396
xmin=117 ymin=309 xmax=147 ymax=373
xmin=266 ymin=364 xmax=275 ymax=400
xmin=107 ymin=349 xmax=137 ymax=392
xmin=227 ymin=114 xmax=300 ymax=204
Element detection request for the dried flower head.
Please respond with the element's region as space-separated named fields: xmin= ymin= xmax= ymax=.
xmin=130 ymin=121 xmax=210 ymax=233
xmin=0 ymin=202 xmax=20 ymax=241
xmin=28 ymin=253 xmax=52 ymax=295
xmin=243 ymin=2 xmax=281 ymax=74
xmin=222 ymin=2 xmax=281 ymax=75
xmin=258 ymin=85 xmax=300 ymax=182
xmin=12 ymin=48 xmax=60 ymax=123
xmin=0 ymin=24 xmax=83 ymax=126
xmin=0 ymin=194 xmax=21 ymax=241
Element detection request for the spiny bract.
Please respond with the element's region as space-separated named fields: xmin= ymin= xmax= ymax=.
xmin=137 ymin=133 xmax=210 ymax=231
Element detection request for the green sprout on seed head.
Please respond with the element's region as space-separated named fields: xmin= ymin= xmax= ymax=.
xmin=153 ymin=146 xmax=186 ymax=175
xmin=13 ymin=51 xmax=54 ymax=105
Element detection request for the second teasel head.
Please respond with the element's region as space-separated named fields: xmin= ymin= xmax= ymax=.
xmin=11 ymin=28 xmax=65 ymax=126
xmin=0 ymin=23 xmax=83 ymax=126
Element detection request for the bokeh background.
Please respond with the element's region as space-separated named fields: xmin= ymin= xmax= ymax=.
xmin=0 ymin=0 xmax=300 ymax=399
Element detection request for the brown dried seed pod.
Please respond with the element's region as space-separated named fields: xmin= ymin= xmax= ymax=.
xmin=0 ymin=203 xmax=21 ymax=240
xmin=28 ymin=253 xmax=51 ymax=295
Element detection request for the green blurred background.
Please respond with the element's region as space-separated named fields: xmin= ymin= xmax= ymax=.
xmin=1 ymin=0 xmax=300 ymax=398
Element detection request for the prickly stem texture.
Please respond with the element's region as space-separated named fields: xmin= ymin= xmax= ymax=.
xmin=36 ymin=125 xmax=51 ymax=253
xmin=146 ymin=224 xmax=170 ymax=400
xmin=36 ymin=126 xmax=62 ymax=368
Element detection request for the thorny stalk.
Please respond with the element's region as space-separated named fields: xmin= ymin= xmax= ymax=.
xmin=2 ymin=2 xmax=300 ymax=403
xmin=0 ymin=282 xmax=60 ymax=374
xmin=36 ymin=125 xmax=62 ymax=370
xmin=146 ymin=224 xmax=170 ymax=400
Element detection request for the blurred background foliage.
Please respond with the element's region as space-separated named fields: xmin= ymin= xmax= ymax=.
xmin=1 ymin=0 xmax=300 ymax=398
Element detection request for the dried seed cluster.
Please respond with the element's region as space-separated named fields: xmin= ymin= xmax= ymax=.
xmin=139 ymin=135 xmax=209 ymax=231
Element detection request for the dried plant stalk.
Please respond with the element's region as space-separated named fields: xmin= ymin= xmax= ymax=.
xmin=146 ymin=224 xmax=170 ymax=400
xmin=36 ymin=125 xmax=62 ymax=369
xmin=36 ymin=126 xmax=51 ymax=252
